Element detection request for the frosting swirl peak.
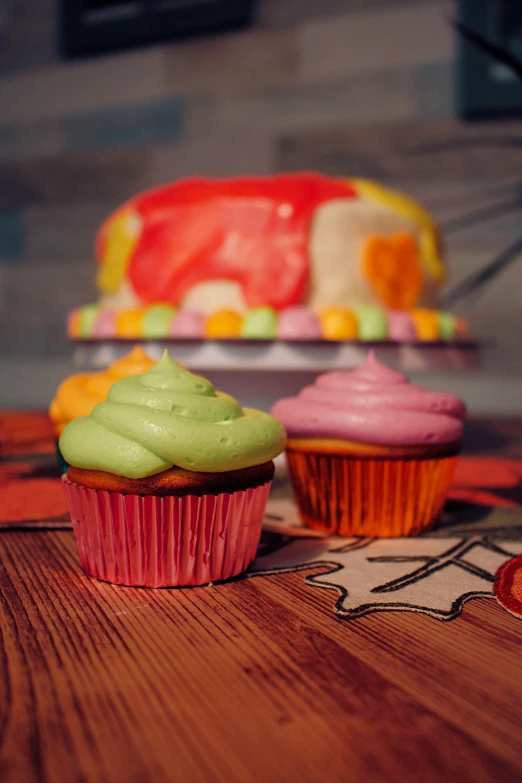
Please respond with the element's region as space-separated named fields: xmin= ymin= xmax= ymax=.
xmin=271 ymin=352 xmax=466 ymax=446
xmin=60 ymin=352 xmax=286 ymax=477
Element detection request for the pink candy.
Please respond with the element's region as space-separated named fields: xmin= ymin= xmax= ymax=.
xmin=278 ymin=306 xmax=322 ymax=340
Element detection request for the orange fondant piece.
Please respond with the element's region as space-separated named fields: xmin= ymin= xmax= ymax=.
xmin=362 ymin=232 xmax=423 ymax=310
xmin=115 ymin=309 xmax=145 ymax=338
xmin=411 ymin=308 xmax=439 ymax=342
xmin=205 ymin=310 xmax=243 ymax=339
xmin=319 ymin=308 xmax=358 ymax=341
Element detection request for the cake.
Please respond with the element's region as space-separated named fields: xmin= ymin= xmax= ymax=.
xmin=59 ymin=351 xmax=286 ymax=587
xmin=67 ymin=173 xmax=468 ymax=343
xmin=271 ymin=351 xmax=466 ymax=537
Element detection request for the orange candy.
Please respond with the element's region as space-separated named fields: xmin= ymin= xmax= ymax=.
xmin=411 ymin=308 xmax=439 ymax=342
xmin=362 ymin=232 xmax=423 ymax=310
xmin=205 ymin=310 xmax=243 ymax=339
xmin=319 ymin=307 xmax=358 ymax=341
xmin=115 ymin=309 xmax=145 ymax=338
xmin=67 ymin=310 xmax=81 ymax=339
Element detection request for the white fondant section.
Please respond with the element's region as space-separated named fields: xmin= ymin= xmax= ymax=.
xmin=308 ymin=197 xmax=440 ymax=310
xmin=100 ymin=279 xmax=141 ymax=311
xmin=181 ymin=280 xmax=247 ymax=314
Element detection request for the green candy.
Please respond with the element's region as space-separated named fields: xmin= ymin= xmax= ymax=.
xmin=78 ymin=304 xmax=100 ymax=338
xmin=241 ymin=307 xmax=278 ymax=340
xmin=355 ymin=306 xmax=388 ymax=341
xmin=59 ymin=352 xmax=286 ymax=478
xmin=438 ymin=311 xmax=456 ymax=342
xmin=142 ymin=304 xmax=177 ymax=338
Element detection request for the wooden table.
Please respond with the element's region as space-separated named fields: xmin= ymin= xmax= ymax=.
xmin=1 ymin=414 xmax=522 ymax=783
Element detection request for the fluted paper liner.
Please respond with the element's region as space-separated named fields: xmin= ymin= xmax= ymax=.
xmin=285 ymin=449 xmax=458 ymax=537
xmin=63 ymin=477 xmax=271 ymax=587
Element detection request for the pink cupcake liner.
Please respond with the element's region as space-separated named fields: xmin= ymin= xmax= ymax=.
xmin=63 ymin=477 xmax=271 ymax=588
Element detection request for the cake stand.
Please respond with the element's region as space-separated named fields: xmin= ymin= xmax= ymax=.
xmin=71 ymin=338 xmax=481 ymax=412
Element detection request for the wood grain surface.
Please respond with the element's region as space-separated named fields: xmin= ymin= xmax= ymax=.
xmin=2 ymin=413 xmax=522 ymax=782
xmin=0 ymin=530 xmax=521 ymax=783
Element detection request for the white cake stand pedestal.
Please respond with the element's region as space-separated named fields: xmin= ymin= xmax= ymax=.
xmin=71 ymin=339 xmax=481 ymax=412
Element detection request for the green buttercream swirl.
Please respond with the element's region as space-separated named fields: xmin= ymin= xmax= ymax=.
xmin=59 ymin=352 xmax=287 ymax=478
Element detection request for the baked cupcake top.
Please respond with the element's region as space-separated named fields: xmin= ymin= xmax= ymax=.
xmin=49 ymin=346 xmax=155 ymax=435
xmin=60 ymin=352 xmax=286 ymax=478
xmin=271 ymin=351 xmax=466 ymax=446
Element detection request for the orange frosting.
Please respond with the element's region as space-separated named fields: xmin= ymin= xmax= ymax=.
xmin=411 ymin=309 xmax=439 ymax=342
xmin=205 ymin=310 xmax=243 ymax=339
xmin=362 ymin=232 xmax=423 ymax=310
xmin=49 ymin=346 xmax=156 ymax=435
xmin=319 ymin=308 xmax=358 ymax=341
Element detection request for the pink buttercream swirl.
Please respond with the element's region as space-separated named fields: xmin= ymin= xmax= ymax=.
xmin=271 ymin=352 xmax=466 ymax=446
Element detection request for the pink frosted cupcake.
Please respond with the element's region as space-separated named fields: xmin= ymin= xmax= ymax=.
xmin=271 ymin=352 xmax=466 ymax=537
xmin=60 ymin=352 xmax=286 ymax=587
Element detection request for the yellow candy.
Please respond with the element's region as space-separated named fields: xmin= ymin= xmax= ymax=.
xmin=319 ymin=307 xmax=358 ymax=341
xmin=205 ymin=310 xmax=243 ymax=339
xmin=115 ymin=308 xmax=145 ymax=338
xmin=411 ymin=308 xmax=439 ymax=342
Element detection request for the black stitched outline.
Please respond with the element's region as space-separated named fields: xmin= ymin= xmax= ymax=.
xmin=245 ymin=536 xmax=521 ymax=621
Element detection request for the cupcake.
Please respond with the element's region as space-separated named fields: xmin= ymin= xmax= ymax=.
xmin=49 ymin=346 xmax=155 ymax=471
xmin=59 ymin=352 xmax=286 ymax=587
xmin=271 ymin=352 xmax=466 ymax=537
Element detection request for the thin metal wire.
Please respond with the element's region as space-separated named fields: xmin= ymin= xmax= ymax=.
xmin=442 ymin=199 xmax=521 ymax=235
xmin=442 ymin=236 xmax=522 ymax=308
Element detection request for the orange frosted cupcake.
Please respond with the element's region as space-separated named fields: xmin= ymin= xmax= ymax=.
xmin=50 ymin=346 xmax=155 ymax=436
xmin=49 ymin=346 xmax=155 ymax=471
xmin=271 ymin=352 xmax=466 ymax=537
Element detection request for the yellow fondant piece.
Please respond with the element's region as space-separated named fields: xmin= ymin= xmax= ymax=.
xmin=205 ymin=309 xmax=243 ymax=339
xmin=319 ymin=307 xmax=358 ymax=341
xmin=115 ymin=308 xmax=145 ymax=338
xmin=362 ymin=232 xmax=423 ymax=310
xmin=349 ymin=178 xmax=445 ymax=282
xmin=412 ymin=308 xmax=439 ymax=342
xmin=97 ymin=209 xmax=141 ymax=294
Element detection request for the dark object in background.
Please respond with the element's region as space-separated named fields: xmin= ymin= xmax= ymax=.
xmin=440 ymin=2 xmax=522 ymax=307
xmin=457 ymin=0 xmax=522 ymax=119
xmin=59 ymin=0 xmax=255 ymax=59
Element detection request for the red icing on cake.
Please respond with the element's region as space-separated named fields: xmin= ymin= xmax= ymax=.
xmin=97 ymin=173 xmax=356 ymax=311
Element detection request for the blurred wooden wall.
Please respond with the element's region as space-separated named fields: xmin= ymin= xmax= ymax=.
xmin=0 ymin=0 xmax=521 ymax=374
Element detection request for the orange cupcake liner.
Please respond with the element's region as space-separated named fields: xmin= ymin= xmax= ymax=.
xmin=285 ymin=449 xmax=458 ymax=537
